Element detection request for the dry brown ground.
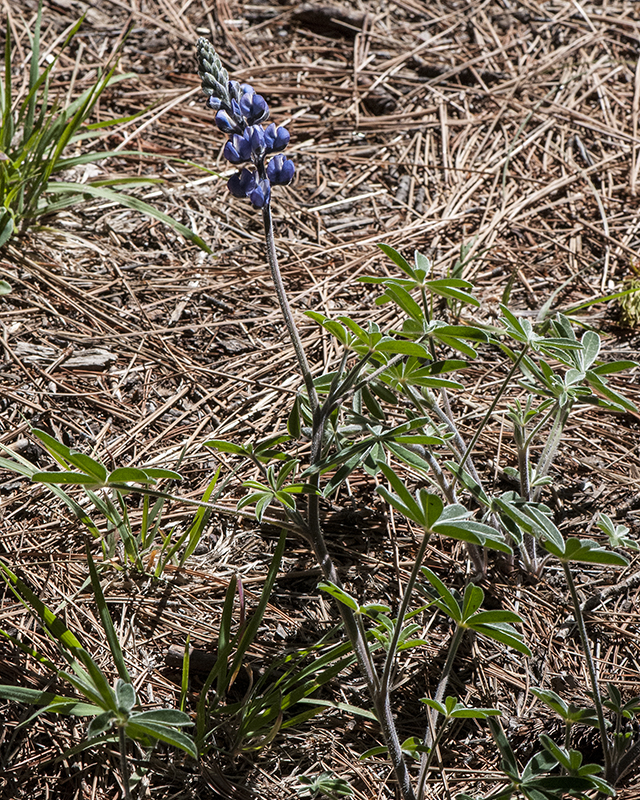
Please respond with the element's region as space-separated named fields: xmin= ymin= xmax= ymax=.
xmin=1 ymin=0 xmax=640 ymax=798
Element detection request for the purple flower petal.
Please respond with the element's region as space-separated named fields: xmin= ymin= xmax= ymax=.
xmin=250 ymin=179 xmax=271 ymax=208
xmin=215 ymin=109 xmax=240 ymax=134
xmin=227 ymin=168 xmax=256 ymax=198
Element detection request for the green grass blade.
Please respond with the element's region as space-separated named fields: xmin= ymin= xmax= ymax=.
xmin=23 ymin=0 xmax=43 ymax=143
xmin=44 ymin=182 xmax=211 ymax=252
xmin=85 ymin=543 xmax=130 ymax=682
xmin=1 ymin=23 xmax=12 ymax=149
xmin=229 ymin=530 xmax=286 ymax=679
xmin=180 ymin=637 xmax=190 ymax=713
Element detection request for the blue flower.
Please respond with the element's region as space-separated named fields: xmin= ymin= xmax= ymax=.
xmin=267 ymin=154 xmax=295 ymax=185
xmin=250 ymin=179 xmax=271 ymax=208
xmin=227 ymin=168 xmax=257 ymax=198
xmin=215 ymin=109 xmax=241 ymax=134
xmin=264 ymin=123 xmax=290 ymax=152
xmin=240 ymin=91 xmax=270 ymax=125
xmin=223 ymin=133 xmax=253 ymax=164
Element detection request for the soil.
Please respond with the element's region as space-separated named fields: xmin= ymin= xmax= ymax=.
xmin=1 ymin=1 xmax=640 ymax=799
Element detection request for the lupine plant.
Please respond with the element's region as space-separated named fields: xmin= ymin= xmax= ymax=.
xmin=0 ymin=34 xmax=637 ymax=800
xmin=197 ymin=40 xmax=639 ymax=799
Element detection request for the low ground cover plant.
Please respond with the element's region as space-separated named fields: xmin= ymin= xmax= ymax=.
xmin=1 ymin=24 xmax=640 ymax=800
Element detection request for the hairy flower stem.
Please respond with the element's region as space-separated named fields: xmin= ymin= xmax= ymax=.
xmin=261 ymin=203 xmax=416 ymax=800
xmin=118 ymin=727 xmax=132 ymax=800
xmin=562 ymin=561 xmax=612 ymax=779
xmin=262 ymin=203 xmax=318 ymax=414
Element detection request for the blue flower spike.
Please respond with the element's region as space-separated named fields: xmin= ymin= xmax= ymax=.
xmin=196 ymin=37 xmax=295 ymax=208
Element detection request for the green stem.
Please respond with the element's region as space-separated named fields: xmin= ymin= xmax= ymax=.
xmin=118 ymin=727 xmax=132 ymax=800
xmin=381 ymin=530 xmax=431 ymax=693
xmin=417 ymin=625 xmax=466 ymax=799
xmin=416 ymin=718 xmax=450 ymax=800
xmin=562 ymin=561 xmax=611 ymax=778
xmin=454 ymin=347 xmax=528 ymax=487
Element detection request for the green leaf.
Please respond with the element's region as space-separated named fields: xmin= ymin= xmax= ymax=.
xmin=124 ymin=720 xmax=197 ymax=758
xmin=487 ymin=717 xmax=519 ymax=777
xmin=45 ymin=182 xmax=211 ymax=253
xmin=142 ymin=467 xmax=182 ymax=481
xmin=318 ymin=581 xmax=359 ymax=611
xmin=131 ymin=708 xmax=193 ymax=727
xmin=461 ymin=584 xmax=484 ymax=620
xmin=87 ymin=710 xmax=115 ymax=738
xmin=31 ymin=471 xmax=100 ymax=485
xmin=288 ymin=395 xmax=302 ymax=438
xmin=108 ymin=467 xmax=157 ymax=484
xmin=360 ymin=745 xmax=390 ymax=759
xmin=375 ymin=338 xmax=430 ymax=357
xmin=450 ymin=706 xmax=501 ymax=718
xmin=468 ymin=610 xmax=524 ymax=625
xmin=115 ymin=680 xmax=136 ymax=714
xmin=31 ymin=429 xmax=73 ymax=464
xmin=420 ymin=567 xmax=462 ymax=622
xmin=425 ymin=278 xmax=480 ymax=307
xmin=0 ymin=218 xmax=13 ymax=248
xmin=379 ymin=285 xmax=424 ymax=322
xmin=471 ymin=623 xmax=531 ymax=656
xmin=86 ymin=544 xmax=130 ymax=682
xmin=203 ymin=439 xmax=247 ymax=455
xmin=0 ymin=686 xmax=99 ymax=717
xmin=377 ymin=243 xmax=415 ymax=278
xmin=553 ymin=538 xmax=629 ymax=566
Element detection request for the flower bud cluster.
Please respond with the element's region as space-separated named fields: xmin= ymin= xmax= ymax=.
xmin=196 ymin=38 xmax=295 ymax=208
